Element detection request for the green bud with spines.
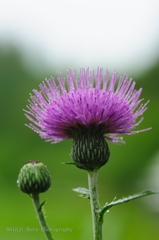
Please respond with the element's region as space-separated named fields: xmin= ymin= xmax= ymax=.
xmin=17 ymin=161 xmax=51 ymax=194
xmin=71 ymin=127 xmax=110 ymax=171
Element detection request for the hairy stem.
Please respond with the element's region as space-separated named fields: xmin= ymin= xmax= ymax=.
xmin=88 ymin=169 xmax=102 ymax=240
xmin=32 ymin=193 xmax=54 ymax=240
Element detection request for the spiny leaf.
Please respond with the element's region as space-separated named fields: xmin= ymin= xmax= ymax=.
xmin=99 ymin=190 xmax=159 ymax=221
xmin=62 ymin=161 xmax=84 ymax=168
xmin=62 ymin=161 xmax=76 ymax=165
xmin=39 ymin=200 xmax=47 ymax=211
xmin=73 ymin=187 xmax=90 ymax=199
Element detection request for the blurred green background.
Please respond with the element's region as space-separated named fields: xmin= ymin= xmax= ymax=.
xmin=0 ymin=45 xmax=159 ymax=240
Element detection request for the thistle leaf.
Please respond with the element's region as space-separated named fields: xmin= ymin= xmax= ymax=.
xmin=62 ymin=161 xmax=76 ymax=165
xmin=62 ymin=162 xmax=84 ymax=168
xmin=39 ymin=200 xmax=47 ymax=211
xmin=99 ymin=190 xmax=159 ymax=221
xmin=73 ymin=187 xmax=90 ymax=199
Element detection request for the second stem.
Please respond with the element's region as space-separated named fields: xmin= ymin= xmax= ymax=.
xmin=32 ymin=193 xmax=54 ymax=240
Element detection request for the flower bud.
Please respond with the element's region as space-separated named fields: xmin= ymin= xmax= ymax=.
xmin=17 ymin=161 xmax=51 ymax=194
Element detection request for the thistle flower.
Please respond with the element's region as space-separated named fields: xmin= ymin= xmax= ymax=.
xmin=24 ymin=68 xmax=150 ymax=170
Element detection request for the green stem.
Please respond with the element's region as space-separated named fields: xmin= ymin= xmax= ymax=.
xmin=88 ymin=169 xmax=102 ymax=240
xmin=31 ymin=193 xmax=54 ymax=240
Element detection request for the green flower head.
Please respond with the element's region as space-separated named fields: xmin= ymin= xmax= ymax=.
xmin=17 ymin=161 xmax=51 ymax=194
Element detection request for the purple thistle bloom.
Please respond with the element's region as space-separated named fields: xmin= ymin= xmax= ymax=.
xmin=24 ymin=68 xmax=151 ymax=145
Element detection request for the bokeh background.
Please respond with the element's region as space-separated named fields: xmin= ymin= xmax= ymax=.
xmin=0 ymin=1 xmax=159 ymax=240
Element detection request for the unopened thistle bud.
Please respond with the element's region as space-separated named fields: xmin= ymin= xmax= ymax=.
xmin=17 ymin=161 xmax=51 ymax=194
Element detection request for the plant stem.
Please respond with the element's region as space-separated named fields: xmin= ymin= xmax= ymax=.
xmin=88 ymin=169 xmax=102 ymax=240
xmin=31 ymin=193 xmax=54 ymax=240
